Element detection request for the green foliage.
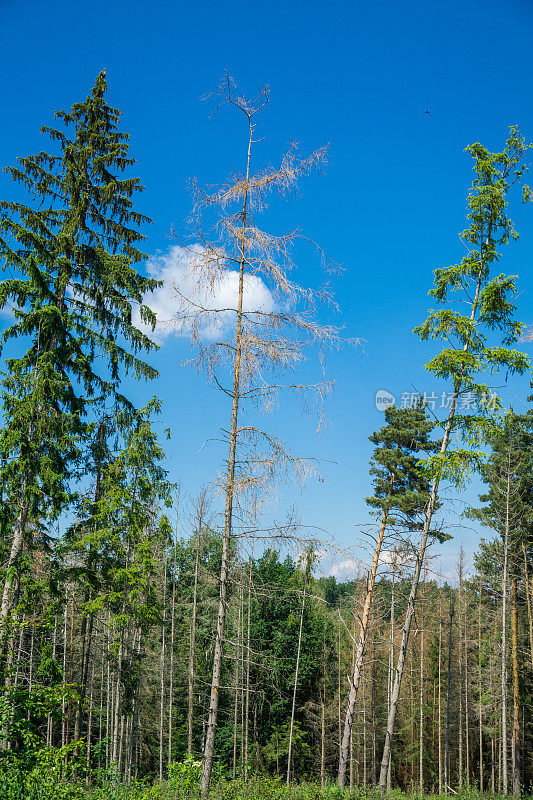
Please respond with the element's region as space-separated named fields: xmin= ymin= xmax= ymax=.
xmin=414 ymin=127 xmax=531 ymax=487
xmin=366 ymin=403 xmax=442 ymax=535
xmin=0 ymin=70 xmax=160 ymax=630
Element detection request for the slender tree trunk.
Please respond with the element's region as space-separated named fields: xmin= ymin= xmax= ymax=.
xmin=168 ymin=497 xmax=179 ymax=768
xmin=445 ymin=602 xmax=454 ymax=794
xmin=510 ymin=577 xmax=520 ymax=795
xmin=112 ymin=634 xmax=124 ymax=765
xmin=188 ymin=510 xmax=203 ymax=756
xmin=200 ymin=112 xmax=253 ymax=800
xmin=388 ymin=560 xmax=396 ymax=792
xmin=62 ymin=593 xmax=68 ymax=748
xmin=159 ymin=555 xmax=167 ymax=781
xmin=459 ymin=561 xmax=464 ymax=789
xmin=478 ymin=576 xmax=484 ymax=792
xmin=0 ymin=499 xmax=30 ymax=639
xmin=321 ymin=698 xmax=325 ymax=789
xmin=465 ymin=612 xmax=470 ymax=786
xmin=232 ymin=589 xmax=241 ymax=780
xmin=372 ymin=636 xmax=377 ymax=787
xmin=321 ymin=630 xmax=326 ymax=789
xmin=521 ymin=542 xmax=533 ymax=669
xmin=86 ymin=664 xmax=94 ymax=780
xmin=338 ymin=475 xmax=394 ymax=786
xmin=286 ymin=573 xmax=308 ymax=785
xmin=378 ymin=267 xmax=485 ymax=796
xmin=438 ymin=618 xmax=443 ymax=795
xmin=419 ymin=622 xmax=424 ymax=794
xmin=74 ymin=605 xmax=94 ymax=742
xmin=502 ymin=468 xmax=510 ymax=795
xmin=244 ymin=553 xmax=252 ymax=778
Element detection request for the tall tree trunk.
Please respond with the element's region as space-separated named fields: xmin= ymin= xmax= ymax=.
xmin=168 ymin=496 xmax=179 ymax=768
xmin=378 ymin=266 xmax=485 ymax=796
xmin=419 ymin=621 xmax=424 ymax=794
xmin=388 ymin=558 xmax=396 ymax=792
xmin=74 ymin=604 xmax=94 ymax=743
xmin=286 ymin=572 xmax=308 ymax=785
xmin=188 ymin=507 xmax=203 ymax=756
xmin=438 ymin=618 xmax=443 ymax=795
xmin=445 ymin=601 xmax=454 ymax=793
xmin=0 ymin=499 xmax=30 ymax=642
xmin=244 ymin=554 xmax=252 ymax=778
xmin=521 ymin=542 xmax=533 ymax=668
xmin=510 ymin=577 xmax=520 ymax=795
xmin=501 ymin=467 xmax=510 ymax=795
xmin=478 ymin=576 xmax=483 ymax=792
xmin=338 ymin=475 xmax=394 ymax=786
xmin=200 ymin=109 xmax=252 ymax=800
xmin=159 ymin=554 xmax=167 ymax=780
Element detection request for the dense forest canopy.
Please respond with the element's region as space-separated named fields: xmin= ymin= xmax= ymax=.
xmin=0 ymin=61 xmax=533 ymax=800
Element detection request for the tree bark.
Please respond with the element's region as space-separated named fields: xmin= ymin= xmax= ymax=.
xmin=510 ymin=576 xmax=520 ymax=795
xmin=286 ymin=571 xmax=308 ymax=785
xmin=338 ymin=474 xmax=394 ymax=786
xmin=200 ymin=113 xmax=253 ymax=800
xmin=445 ymin=601 xmax=454 ymax=794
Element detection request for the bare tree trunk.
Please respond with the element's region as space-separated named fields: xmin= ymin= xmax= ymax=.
xmin=419 ymin=620 xmax=424 ymax=794
xmin=478 ymin=576 xmax=483 ymax=792
xmin=244 ymin=554 xmax=252 ymax=778
xmin=521 ymin=542 xmax=533 ymax=668
xmin=232 ymin=590 xmax=241 ymax=779
xmin=159 ymin=555 xmax=167 ymax=781
xmin=321 ymin=630 xmax=326 ymax=789
xmin=372 ymin=637 xmax=377 ymax=787
xmin=388 ymin=559 xmax=396 ymax=792
xmin=438 ymin=618 xmax=443 ymax=795
xmin=338 ymin=475 xmax=394 ymax=786
xmin=363 ymin=663 xmax=367 ymax=787
xmin=62 ymin=593 xmax=68 ymax=748
xmin=510 ymin=577 xmax=520 ymax=795
xmin=459 ymin=558 xmax=464 ymax=789
xmin=98 ymin=640 xmax=104 ymax=770
xmin=321 ymin=698 xmax=325 ymax=789
xmin=112 ymin=634 xmax=124 ymax=765
xmin=502 ymin=468 xmax=510 ymax=795
xmin=378 ymin=264 xmax=485 ymax=796
xmin=0 ymin=499 xmax=30 ymax=638
xmin=188 ymin=504 xmax=203 ymax=755
xmin=168 ymin=496 xmax=179 ymax=768
xmin=47 ymin=615 xmax=58 ymax=746
xmin=378 ymin=429 xmax=454 ymax=793
xmin=445 ymin=601 xmax=454 ymax=794
xmin=74 ymin=604 xmax=94 ymax=743
xmin=286 ymin=573 xmax=308 ymax=785
xmin=465 ymin=611 xmax=470 ymax=786
xmin=86 ymin=664 xmax=94 ymax=781
xmin=200 ymin=114 xmax=253 ymax=800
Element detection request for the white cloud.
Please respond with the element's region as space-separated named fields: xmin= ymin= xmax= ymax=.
xmin=380 ymin=549 xmax=414 ymax=569
xmin=135 ymin=245 xmax=275 ymax=344
xmin=328 ymin=558 xmax=360 ymax=580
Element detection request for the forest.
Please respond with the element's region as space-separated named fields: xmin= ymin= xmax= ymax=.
xmin=1 ymin=68 xmax=533 ymax=800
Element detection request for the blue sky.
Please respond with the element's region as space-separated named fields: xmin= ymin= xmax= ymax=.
xmin=1 ymin=0 xmax=533 ymax=580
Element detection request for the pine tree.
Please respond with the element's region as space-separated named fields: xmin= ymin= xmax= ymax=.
xmin=378 ymin=128 xmax=532 ymax=795
xmin=338 ymin=403 xmax=440 ymax=787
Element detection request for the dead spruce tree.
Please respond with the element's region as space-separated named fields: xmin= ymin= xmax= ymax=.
xmin=171 ymin=77 xmax=344 ymax=797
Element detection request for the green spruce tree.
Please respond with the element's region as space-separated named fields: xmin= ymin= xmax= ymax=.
xmin=0 ymin=71 xmax=159 ymax=647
